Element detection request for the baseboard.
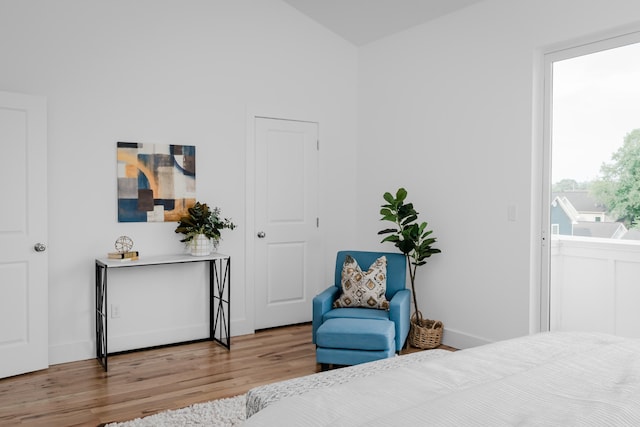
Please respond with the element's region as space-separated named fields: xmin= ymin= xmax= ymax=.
xmin=49 ymin=321 xmax=254 ymax=366
xmin=230 ymin=318 xmax=254 ymax=337
xmin=49 ymin=340 xmax=94 ymax=366
xmin=107 ymin=324 xmax=213 ymax=353
xmin=442 ymin=327 xmax=493 ymax=349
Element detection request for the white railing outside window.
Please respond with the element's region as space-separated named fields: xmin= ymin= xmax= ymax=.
xmin=550 ymin=235 xmax=640 ymax=338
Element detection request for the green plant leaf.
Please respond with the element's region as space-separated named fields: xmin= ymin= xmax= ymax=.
xmin=397 ymin=239 xmax=415 ymax=253
xmin=396 ymin=188 xmax=407 ymax=201
xmin=397 ymin=203 xmax=416 ymax=219
xmin=419 ymin=239 xmax=431 ymax=247
xmin=401 ymin=214 xmax=418 ymax=226
xmin=378 ymin=228 xmax=398 ymax=235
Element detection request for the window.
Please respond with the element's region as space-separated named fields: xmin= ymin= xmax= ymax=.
xmin=551 ymin=40 xmax=640 ymax=238
xmin=541 ymin=30 xmax=640 ymax=335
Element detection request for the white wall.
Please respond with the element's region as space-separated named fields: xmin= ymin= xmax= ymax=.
xmin=0 ymin=0 xmax=358 ymax=364
xmin=5 ymin=0 xmax=640 ymax=365
xmin=357 ymin=0 xmax=640 ymax=348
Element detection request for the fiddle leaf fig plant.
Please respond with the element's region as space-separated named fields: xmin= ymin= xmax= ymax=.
xmin=379 ymin=188 xmax=441 ymax=317
xmin=175 ymin=201 xmax=236 ymax=243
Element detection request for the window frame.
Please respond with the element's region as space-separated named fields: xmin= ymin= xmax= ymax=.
xmin=539 ymin=28 xmax=640 ymax=332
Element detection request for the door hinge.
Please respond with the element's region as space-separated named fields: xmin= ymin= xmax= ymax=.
xmin=316 ymin=217 xmax=319 ymax=228
xmin=317 ymin=139 xmax=320 ymax=151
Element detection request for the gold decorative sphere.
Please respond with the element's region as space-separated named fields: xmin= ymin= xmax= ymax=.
xmin=115 ymin=236 xmax=134 ymax=253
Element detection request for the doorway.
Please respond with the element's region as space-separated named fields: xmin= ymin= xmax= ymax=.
xmin=251 ymin=117 xmax=321 ymax=330
xmin=0 ymin=91 xmax=48 ymax=378
xmin=543 ymin=32 xmax=640 ymax=336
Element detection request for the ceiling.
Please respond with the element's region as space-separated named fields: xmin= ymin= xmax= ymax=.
xmin=282 ymin=0 xmax=486 ymax=46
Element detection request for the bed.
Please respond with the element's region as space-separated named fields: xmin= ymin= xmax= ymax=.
xmin=244 ymin=331 xmax=640 ymax=426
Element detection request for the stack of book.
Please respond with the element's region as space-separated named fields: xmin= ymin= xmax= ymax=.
xmin=107 ymin=251 xmax=139 ymax=261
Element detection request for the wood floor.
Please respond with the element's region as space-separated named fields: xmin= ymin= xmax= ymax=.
xmin=0 ymin=323 xmax=454 ymax=426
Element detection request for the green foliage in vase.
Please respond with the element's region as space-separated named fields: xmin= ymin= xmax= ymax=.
xmin=175 ymin=201 xmax=236 ymax=243
xmin=378 ymin=188 xmax=441 ymax=317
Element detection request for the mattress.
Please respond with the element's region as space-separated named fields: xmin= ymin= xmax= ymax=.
xmin=244 ymin=331 xmax=640 ymax=426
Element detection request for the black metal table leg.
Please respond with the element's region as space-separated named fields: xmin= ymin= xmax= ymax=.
xmin=211 ymin=258 xmax=231 ymax=349
xmin=95 ymin=261 xmax=108 ymax=371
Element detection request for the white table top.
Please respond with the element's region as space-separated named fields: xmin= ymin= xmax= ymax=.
xmin=95 ymin=253 xmax=229 ymax=268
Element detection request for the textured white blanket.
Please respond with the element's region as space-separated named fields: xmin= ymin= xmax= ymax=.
xmin=245 ymin=332 xmax=640 ymax=426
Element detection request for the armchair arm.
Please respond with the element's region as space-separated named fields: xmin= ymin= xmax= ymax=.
xmin=312 ymin=286 xmax=340 ymax=344
xmin=389 ymin=289 xmax=411 ymax=351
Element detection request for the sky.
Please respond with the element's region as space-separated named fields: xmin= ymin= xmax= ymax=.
xmin=552 ymin=40 xmax=640 ymax=183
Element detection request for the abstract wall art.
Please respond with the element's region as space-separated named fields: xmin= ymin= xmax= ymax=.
xmin=117 ymin=142 xmax=196 ymax=222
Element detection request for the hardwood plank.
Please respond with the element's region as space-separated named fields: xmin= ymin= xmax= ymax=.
xmin=0 ymin=323 xmax=453 ymax=426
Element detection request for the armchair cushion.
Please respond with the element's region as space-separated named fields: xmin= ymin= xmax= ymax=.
xmin=333 ymin=255 xmax=389 ymax=310
xmin=316 ymin=318 xmax=395 ymax=351
xmin=324 ymin=307 xmax=390 ymax=322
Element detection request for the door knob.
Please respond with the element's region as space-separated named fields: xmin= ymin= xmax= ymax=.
xmin=257 ymin=231 xmax=266 ymax=238
xmin=34 ymin=243 xmax=47 ymax=252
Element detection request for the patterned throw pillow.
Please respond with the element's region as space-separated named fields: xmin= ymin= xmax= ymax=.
xmin=333 ymin=255 xmax=389 ymax=310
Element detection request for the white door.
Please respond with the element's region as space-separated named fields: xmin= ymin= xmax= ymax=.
xmin=0 ymin=91 xmax=48 ymax=378
xmin=254 ymin=117 xmax=320 ymax=329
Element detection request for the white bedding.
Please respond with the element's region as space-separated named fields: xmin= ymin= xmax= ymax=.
xmin=244 ymin=332 xmax=640 ymax=426
xmin=246 ymin=349 xmax=451 ymax=417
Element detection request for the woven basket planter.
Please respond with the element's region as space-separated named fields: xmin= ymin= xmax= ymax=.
xmin=409 ymin=311 xmax=443 ymax=349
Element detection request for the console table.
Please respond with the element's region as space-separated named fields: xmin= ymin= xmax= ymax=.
xmin=94 ymin=253 xmax=230 ymax=371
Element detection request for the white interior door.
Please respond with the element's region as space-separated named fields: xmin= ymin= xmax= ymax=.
xmin=254 ymin=117 xmax=320 ymax=329
xmin=0 ymin=91 xmax=48 ymax=378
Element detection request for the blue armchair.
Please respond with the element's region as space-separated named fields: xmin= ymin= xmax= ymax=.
xmin=312 ymin=250 xmax=410 ymax=368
